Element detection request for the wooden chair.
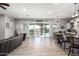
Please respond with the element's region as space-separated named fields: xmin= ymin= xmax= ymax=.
xmin=68 ymin=36 xmax=79 ymax=56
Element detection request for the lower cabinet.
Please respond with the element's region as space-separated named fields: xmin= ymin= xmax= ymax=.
xmin=0 ymin=35 xmax=23 ymax=56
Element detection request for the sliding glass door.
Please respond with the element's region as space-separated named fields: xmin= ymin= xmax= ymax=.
xmin=29 ymin=23 xmax=35 ymax=37
xmin=44 ymin=24 xmax=49 ymax=37
xmin=29 ymin=22 xmax=50 ymax=38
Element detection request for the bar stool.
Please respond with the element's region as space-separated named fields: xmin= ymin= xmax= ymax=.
xmin=68 ymin=36 xmax=79 ymax=56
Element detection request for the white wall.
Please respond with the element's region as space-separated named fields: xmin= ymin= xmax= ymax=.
xmin=65 ymin=17 xmax=79 ymax=36
xmin=74 ymin=17 xmax=79 ymax=36
xmin=15 ymin=19 xmax=33 ymax=37
xmin=53 ymin=19 xmax=68 ymax=32
xmin=15 ymin=19 xmax=68 ymax=37
xmin=0 ymin=14 xmax=5 ymax=39
xmin=5 ymin=15 xmax=15 ymax=38
xmin=0 ymin=15 xmax=69 ymax=39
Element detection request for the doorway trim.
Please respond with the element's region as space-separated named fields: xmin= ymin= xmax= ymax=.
xmin=28 ymin=22 xmax=52 ymax=38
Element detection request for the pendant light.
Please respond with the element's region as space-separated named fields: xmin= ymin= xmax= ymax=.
xmin=72 ymin=3 xmax=78 ymax=18
xmin=56 ymin=16 xmax=60 ymax=28
xmin=56 ymin=16 xmax=59 ymax=22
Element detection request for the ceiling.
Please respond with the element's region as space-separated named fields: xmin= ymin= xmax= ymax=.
xmin=0 ymin=3 xmax=79 ymax=19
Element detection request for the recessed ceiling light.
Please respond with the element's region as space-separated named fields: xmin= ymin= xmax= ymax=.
xmin=23 ymin=8 xmax=26 ymax=11
xmin=49 ymin=10 xmax=52 ymax=14
xmin=72 ymin=14 xmax=78 ymax=17
xmin=75 ymin=13 xmax=78 ymax=16
xmin=72 ymin=15 xmax=74 ymax=17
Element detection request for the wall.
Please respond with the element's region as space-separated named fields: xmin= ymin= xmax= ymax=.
xmin=15 ymin=19 xmax=68 ymax=37
xmin=0 ymin=14 xmax=5 ymax=39
xmin=53 ymin=19 xmax=68 ymax=32
xmin=0 ymin=15 xmax=69 ymax=39
xmin=15 ymin=19 xmax=34 ymax=37
xmin=65 ymin=17 xmax=79 ymax=36
xmin=74 ymin=17 xmax=79 ymax=36
xmin=5 ymin=15 xmax=15 ymax=38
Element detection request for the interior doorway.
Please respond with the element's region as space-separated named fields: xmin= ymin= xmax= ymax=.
xmin=29 ymin=22 xmax=50 ymax=38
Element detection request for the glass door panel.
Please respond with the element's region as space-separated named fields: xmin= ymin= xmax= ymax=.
xmin=34 ymin=23 xmax=45 ymax=37
xmin=29 ymin=23 xmax=50 ymax=38
xmin=44 ymin=24 xmax=49 ymax=37
xmin=34 ymin=23 xmax=41 ymax=37
xmin=29 ymin=23 xmax=35 ymax=37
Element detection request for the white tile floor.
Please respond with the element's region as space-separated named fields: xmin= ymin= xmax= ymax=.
xmin=8 ymin=37 xmax=67 ymax=56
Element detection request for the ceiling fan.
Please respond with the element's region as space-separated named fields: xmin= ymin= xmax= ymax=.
xmin=0 ymin=3 xmax=10 ymax=10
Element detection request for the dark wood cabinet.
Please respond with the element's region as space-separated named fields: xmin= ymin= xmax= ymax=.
xmin=0 ymin=35 xmax=23 ymax=56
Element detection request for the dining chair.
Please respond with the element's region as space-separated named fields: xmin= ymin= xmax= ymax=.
xmin=68 ymin=36 xmax=79 ymax=56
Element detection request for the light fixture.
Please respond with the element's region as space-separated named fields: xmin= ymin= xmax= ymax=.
xmin=75 ymin=13 xmax=78 ymax=16
xmin=56 ymin=16 xmax=59 ymax=22
xmin=74 ymin=3 xmax=77 ymax=15
xmin=49 ymin=10 xmax=52 ymax=14
xmin=72 ymin=15 xmax=75 ymax=17
xmin=72 ymin=3 xmax=78 ymax=18
xmin=23 ymin=8 xmax=26 ymax=11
